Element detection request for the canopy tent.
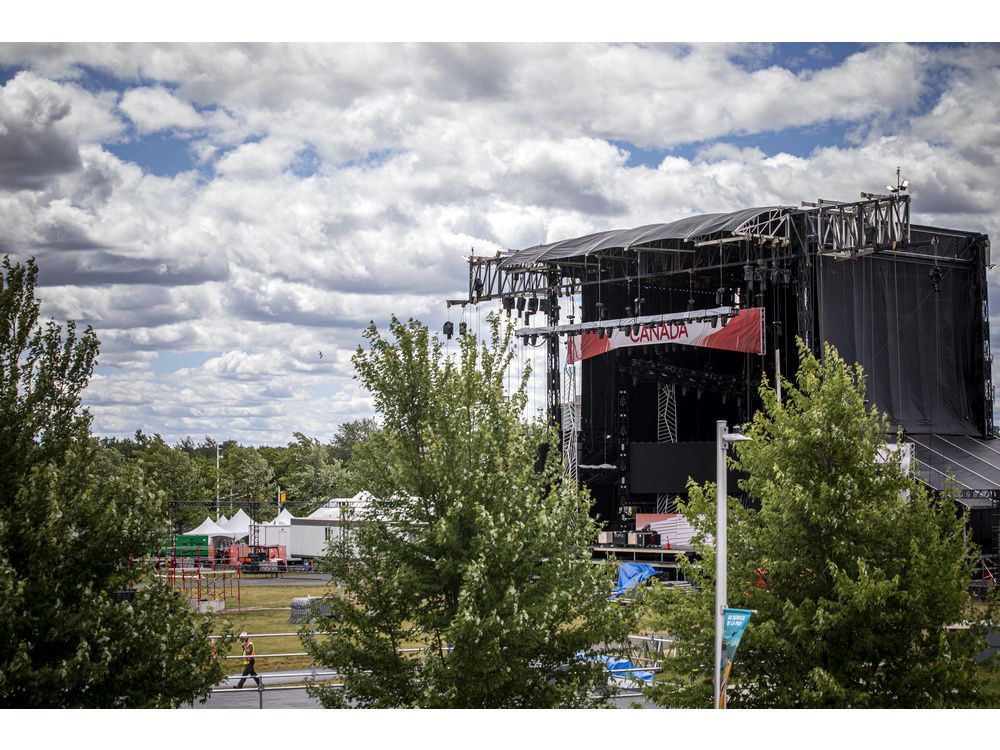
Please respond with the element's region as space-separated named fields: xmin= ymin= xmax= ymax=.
xmin=308 ymin=491 xmax=372 ymax=521
xmin=273 ymin=508 xmax=295 ymax=524
xmin=185 ymin=516 xmax=238 ymax=539
xmin=217 ymin=514 xmax=229 ymax=525
xmin=220 ymin=508 xmax=252 ymax=539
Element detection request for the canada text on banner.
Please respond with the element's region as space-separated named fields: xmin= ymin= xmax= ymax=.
xmin=566 ymin=307 xmax=764 ymax=364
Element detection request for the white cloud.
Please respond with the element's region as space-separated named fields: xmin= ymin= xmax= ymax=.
xmin=1 ymin=42 xmax=998 ymax=443
xmin=118 ymin=85 xmax=204 ymax=134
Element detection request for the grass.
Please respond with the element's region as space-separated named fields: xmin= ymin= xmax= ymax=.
xmin=211 ymin=583 xmax=332 ymax=675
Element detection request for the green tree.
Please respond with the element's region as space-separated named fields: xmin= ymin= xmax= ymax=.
xmin=277 ymin=432 xmax=353 ymax=512
xmin=0 ymin=257 xmax=230 ymax=707
xmin=132 ymin=433 xmax=210 ymax=531
xmin=219 ymin=444 xmax=276 ymax=509
xmin=646 ymin=340 xmax=997 ymax=708
xmin=329 ymin=417 xmax=379 ymax=464
xmin=305 ymin=316 xmax=631 ymax=708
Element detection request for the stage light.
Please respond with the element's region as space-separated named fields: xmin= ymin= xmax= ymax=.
xmin=720 ymin=314 xmax=732 ymax=327
xmin=743 ymin=264 xmax=754 ymax=282
xmin=539 ymin=299 xmax=550 ymax=314
xmin=597 ymin=328 xmax=605 ymax=339
xmin=473 ymin=277 xmax=484 ymax=297
xmin=716 ymin=287 xmax=725 ymax=306
xmin=516 ymin=297 xmax=526 ymax=313
xmin=502 ymin=296 xmax=515 ymax=312
xmin=901 ymin=179 xmax=909 ymax=190
xmin=443 ymin=321 xmax=454 ymax=339
xmin=606 ymin=327 xmax=614 ymax=338
xmin=687 ymin=298 xmax=695 ymax=312
xmin=781 ymin=269 xmax=792 ymax=284
xmin=711 ymin=316 xmax=719 ymax=328
xmin=527 ymin=297 xmax=538 ymax=314
xmin=530 ymin=334 xmax=538 ymax=346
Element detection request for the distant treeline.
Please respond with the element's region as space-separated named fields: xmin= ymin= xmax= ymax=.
xmin=96 ymin=419 xmax=378 ymax=531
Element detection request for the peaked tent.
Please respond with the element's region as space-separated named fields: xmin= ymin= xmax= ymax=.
xmin=220 ymin=508 xmax=252 ymax=539
xmin=217 ymin=514 xmax=229 ymax=525
xmin=186 ymin=516 xmax=238 ymax=539
xmin=273 ymin=508 xmax=295 ymax=524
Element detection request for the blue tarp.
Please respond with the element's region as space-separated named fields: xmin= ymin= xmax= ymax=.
xmin=612 ymin=562 xmax=658 ymax=599
xmin=592 ymin=654 xmax=655 ymax=686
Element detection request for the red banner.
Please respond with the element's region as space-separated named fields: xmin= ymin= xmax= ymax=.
xmin=567 ymin=308 xmax=763 ymax=364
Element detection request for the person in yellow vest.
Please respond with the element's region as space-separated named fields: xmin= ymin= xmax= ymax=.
xmin=236 ymin=631 xmax=261 ymax=688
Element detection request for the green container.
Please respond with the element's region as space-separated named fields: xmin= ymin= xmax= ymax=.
xmin=161 ymin=534 xmax=210 ymax=557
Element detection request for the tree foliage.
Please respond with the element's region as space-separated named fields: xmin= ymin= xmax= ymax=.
xmin=646 ymin=340 xmax=997 ymax=708
xmin=306 ymin=316 xmax=631 ymax=708
xmin=0 ymin=257 xmax=230 ymax=707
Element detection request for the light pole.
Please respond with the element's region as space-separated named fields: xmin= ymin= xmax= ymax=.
xmin=714 ymin=419 xmax=751 ymax=709
xmin=216 ymin=444 xmax=222 ymax=518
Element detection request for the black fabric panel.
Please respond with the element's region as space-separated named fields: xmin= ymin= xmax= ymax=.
xmin=630 ymin=442 xmax=739 ymax=494
xmin=818 ymin=253 xmax=978 ymax=435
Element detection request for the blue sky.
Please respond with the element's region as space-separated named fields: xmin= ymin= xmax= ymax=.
xmin=1 ymin=41 xmax=999 ymax=444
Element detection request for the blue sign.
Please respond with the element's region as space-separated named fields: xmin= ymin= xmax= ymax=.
xmin=719 ymin=608 xmax=753 ymax=707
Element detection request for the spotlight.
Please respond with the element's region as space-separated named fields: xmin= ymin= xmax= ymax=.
xmin=632 ymin=323 xmax=641 ymax=337
xmin=527 ymin=297 xmax=539 ymax=314
xmin=516 ymin=297 xmax=526 ymax=313
xmin=502 ymin=296 xmax=515 ymax=313
xmin=720 ymin=314 xmax=732 ymax=327
xmin=597 ymin=328 xmax=606 ymax=340
xmin=743 ymin=264 xmax=754 ymax=282
xmin=530 ymin=334 xmax=538 ymax=346
xmin=687 ymin=298 xmax=695 ymax=312
xmin=781 ymin=269 xmax=792 ymax=284
xmin=711 ymin=316 xmax=719 ymax=329
xmin=716 ymin=287 xmax=725 ymax=306
xmin=473 ymin=277 xmax=484 ymax=297
xmin=443 ymin=321 xmax=454 ymax=339
xmin=539 ymin=299 xmax=550 ymax=314
xmin=606 ymin=327 xmax=614 ymax=338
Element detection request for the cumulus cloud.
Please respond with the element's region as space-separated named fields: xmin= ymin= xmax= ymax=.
xmin=119 ymin=86 xmax=205 ymax=134
xmin=0 ymin=42 xmax=998 ymax=443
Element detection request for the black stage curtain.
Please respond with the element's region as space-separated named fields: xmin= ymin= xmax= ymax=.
xmin=818 ymin=253 xmax=979 ymax=435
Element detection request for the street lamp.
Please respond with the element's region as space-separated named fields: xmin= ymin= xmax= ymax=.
xmin=714 ymin=420 xmax=751 ymax=709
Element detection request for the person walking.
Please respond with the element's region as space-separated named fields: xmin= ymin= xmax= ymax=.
xmin=236 ymin=631 xmax=261 ymax=689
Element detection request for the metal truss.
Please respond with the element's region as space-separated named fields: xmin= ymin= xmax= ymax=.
xmin=657 ymin=382 xmax=678 ymax=443
xmin=561 ymin=363 xmax=578 ymax=484
xmin=804 ymin=195 xmax=910 ymax=257
xmin=693 ymin=207 xmax=791 ymax=246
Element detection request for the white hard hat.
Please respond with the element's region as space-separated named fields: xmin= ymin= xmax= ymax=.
xmin=240 ymin=631 xmax=248 ymax=639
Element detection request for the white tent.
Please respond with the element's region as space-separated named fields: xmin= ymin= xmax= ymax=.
xmin=217 ymin=514 xmax=229 ymax=525
xmin=272 ymin=508 xmax=295 ymax=525
xmin=220 ymin=508 xmax=252 ymax=539
xmin=185 ymin=516 xmax=238 ymax=539
xmin=308 ymin=491 xmax=373 ymax=521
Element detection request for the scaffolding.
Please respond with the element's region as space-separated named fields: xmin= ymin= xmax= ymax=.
xmin=153 ymin=554 xmax=241 ymax=609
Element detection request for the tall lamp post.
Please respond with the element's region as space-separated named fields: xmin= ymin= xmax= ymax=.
xmin=714 ymin=420 xmax=751 ymax=709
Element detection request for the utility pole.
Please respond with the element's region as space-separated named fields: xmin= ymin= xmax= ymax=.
xmin=216 ymin=443 xmax=222 ymax=517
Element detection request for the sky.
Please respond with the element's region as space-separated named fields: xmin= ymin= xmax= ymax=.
xmin=2 ymin=38 xmax=1000 ymax=445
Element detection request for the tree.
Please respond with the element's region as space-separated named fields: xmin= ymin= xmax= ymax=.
xmin=275 ymin=432 xmax=353 ymax=512
xmin=0 ymin=257 xmax=230 ymax=707
xmin=219 ymin=444 xmax=276 ymax=507
xmin=645 ymin=340 xmax=997 ymax=708
xmin=131 ymin=432 xmax=211 ymax=531
xmin=329 ymin=417 xmax=379 ymax=464
xmin=305 ymin=316 xmax=631 ymax=708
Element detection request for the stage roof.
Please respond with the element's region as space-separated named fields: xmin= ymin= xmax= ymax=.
xmin=500 ymin=206 xmax=785 ymax=268
xmin=909 ymin=434 xmax=1000 ymax=506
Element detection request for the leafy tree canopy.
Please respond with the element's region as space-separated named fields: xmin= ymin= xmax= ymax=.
xmin=646 ymin=340 xmax=997 ymax=708
xmin=0 ymin=257 xmax=230 ymax=707
xmin=306 ymin=316 xmax=631 ymax=708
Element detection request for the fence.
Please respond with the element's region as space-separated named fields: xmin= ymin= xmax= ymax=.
xmin=204 ymin=630 xmax=669 ymax=707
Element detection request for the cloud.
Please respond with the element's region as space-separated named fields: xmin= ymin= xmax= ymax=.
xmin=119 ymin=86 xmax=205 ymax=134
xmin=0 ymin=71 xmax=123 ymax=190
xmin=0 ymin=42 xmax=998 ymax=443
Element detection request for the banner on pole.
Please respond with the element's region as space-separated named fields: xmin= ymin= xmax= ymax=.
xmin=566 ymin=307 xmax=763 ymax=364
xmin=719 ymin=607 xmax=753 ymax=708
